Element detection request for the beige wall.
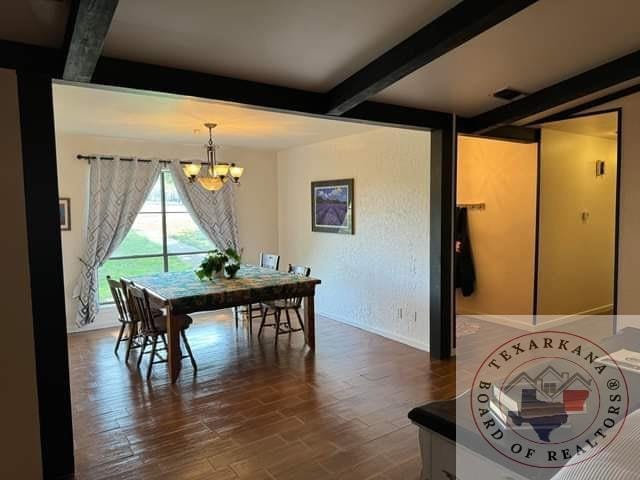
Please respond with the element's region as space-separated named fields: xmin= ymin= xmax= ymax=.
xmin=537 ymin=128 xmax=617 ymax=316
xmin=55 ymin=133 xmax=278 ymax=331
xmin=277 ymin=128 xmax=430 ymax=350
xmin=456 ymin=135 xmax=538 ymax=315
xmin=581 ymin=95 xmax=640 ymax=316
xmin=0 ymin=68 xmax=43 ymax=479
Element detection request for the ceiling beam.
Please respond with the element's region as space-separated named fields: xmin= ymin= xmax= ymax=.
xmin=333 ymin=101 xmax=451 ymax=130
xmin=92 ymin=57 xmax=452 ymax=130
xmin=0 ymin=39 xmax=450 ymax=130
xmin=0 ymin=40 xmax=62 ymax=76
xmin=526 ymin=82 xmax=640 ymax=126
xmin=325 ymin=0 xmax=539 ymax=116
xmin=464 ymin=49 xmax=640 ymax=133
xmin=63 ymin=0 xmax=119 ymax=82
xmin=465 ymin=125 xmax=540 ymax=143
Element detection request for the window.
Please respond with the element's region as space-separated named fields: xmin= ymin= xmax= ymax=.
xmin=98 ymin=171 xmax=214 ymax=302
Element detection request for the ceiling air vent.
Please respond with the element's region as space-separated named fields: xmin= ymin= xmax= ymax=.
xmin=493 ymin=87 xmax=525 ymax=101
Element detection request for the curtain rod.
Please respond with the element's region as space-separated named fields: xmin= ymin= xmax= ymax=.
xmin=76 ymin=154 xmax=207 ymax=165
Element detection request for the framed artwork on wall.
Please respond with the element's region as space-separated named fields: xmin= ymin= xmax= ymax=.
xmin=59 ymin=197 xmax=71 ymax=231
xmin=311 ymin=179 xmax=354 ymax=234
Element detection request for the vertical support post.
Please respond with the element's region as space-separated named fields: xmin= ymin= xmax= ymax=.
xmin=166 ymin=302 xmax=182 ymax=383
xmin=429 ymin=117 xmax=456 ymax=359
xmin=17 ymin=72 xmax=75 ymax=477
xmin=304 ymin=294 xmax=316 ymax=349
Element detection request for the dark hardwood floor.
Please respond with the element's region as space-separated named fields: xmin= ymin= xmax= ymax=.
xmin=68 ymin=311 xmax=458 ymax=479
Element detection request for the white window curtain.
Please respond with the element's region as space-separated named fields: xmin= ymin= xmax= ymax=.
xmin=74 ymin=158 xmax=162 ymax=326
xmin=168 ymin=161 xmax=239 ymax=251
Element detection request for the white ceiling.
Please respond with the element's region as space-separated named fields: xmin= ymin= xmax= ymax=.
xmin=374 ymin=0 xmax=640 ymax=116
xmin=103 ymin=0 xmax=460 ymax=92
xmin=52 ymin=83 xmax=376 ymax=150
xmin=542 ymin=111 xmax=618 ymax=140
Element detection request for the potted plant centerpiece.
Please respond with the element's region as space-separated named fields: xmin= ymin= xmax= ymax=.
xmin=224 ymin=247 xmax=242 ymax=279
xmin=195 ymin=248 xmax=242 ymax=281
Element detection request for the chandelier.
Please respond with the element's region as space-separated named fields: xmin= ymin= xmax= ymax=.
xmin=182 ymin=123 xmax=244 ymax=191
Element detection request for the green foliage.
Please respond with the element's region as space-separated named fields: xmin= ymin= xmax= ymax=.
xmin=98 ymin=255 xmax=194 ymax=302
xmin=224 ymin=247 xmax=242 ymax=263
xmin=224 ymin=263 xmax=241 ymax=278
xmin=195 ymin=247 xmax=243 ymax=280
xmin=195 ymin=249 xmax=228 ymax=280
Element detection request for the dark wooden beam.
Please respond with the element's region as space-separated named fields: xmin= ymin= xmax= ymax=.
xmin=468 ymin=125 xmax=540 ymax=143
xmin=92 ymin=57 xmax=450 ymax=130
xmin=429 ymin=120 xmax=456 ymax=358
xmin=464 ymin=49 xmax=640 ymax=133
xmin=0 ymin=40 xmax=62 ymax=76
xmin=0 ymin=39 xmax=449 ymax=130
xmin=92 ymin=56 xmax=327 ymax=116
xmin=527 ymin=82 xmax=640 ymax=126
xmin=326 ymin=0 xmax=539 ymax=116
xmin=63 ymin=0 xmax=119 ymax=82
xmin=340 ymin=101 xmax=451 ymax=130
xmin=17 ymin=72 xmax=75 ymax=478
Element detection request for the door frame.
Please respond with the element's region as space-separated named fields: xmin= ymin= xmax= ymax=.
xmin=20 ymin=75 xmax=453 ymax=478
xmin=533 ymin=108 xmax=622 ymax=317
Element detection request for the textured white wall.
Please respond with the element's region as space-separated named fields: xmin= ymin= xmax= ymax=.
xmin=277 ymin=128 xmax=430 ymax=350
xmin=55 ymin=133 xmax=279 ymax=331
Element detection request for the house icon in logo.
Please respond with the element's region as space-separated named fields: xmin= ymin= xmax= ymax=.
xmin=499 ymin=365 xmax=592 ymax=416
xmin=491 ymin=366 xmax=592 ymax=442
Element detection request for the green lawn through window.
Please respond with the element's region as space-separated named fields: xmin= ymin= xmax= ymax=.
xmin=96 ymin=171 xmax=214 ymax=303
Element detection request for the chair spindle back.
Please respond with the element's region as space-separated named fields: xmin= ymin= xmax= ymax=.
xmin=127 ymin=284 xmax=160 ymax=335
xmin=260 ymin=253 xmax=280 ymax=270
xmin=288 ymin=264 xmax=311 ymax=307
xmin=107 ymin=275 xmax=131 ymax=324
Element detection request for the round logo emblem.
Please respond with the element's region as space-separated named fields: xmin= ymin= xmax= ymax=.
xmin=470 ymin=331 xmax=629 ymax=468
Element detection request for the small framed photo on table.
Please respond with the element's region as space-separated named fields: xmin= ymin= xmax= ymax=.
xmin=311 ymin=179 xmax=354 ymax=234
xmin=59 ymin=197 xmax=71 ymax=231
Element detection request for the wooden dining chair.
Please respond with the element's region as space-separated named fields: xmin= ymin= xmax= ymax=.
xmin=107 ymin=275 xmax=142 ymax=362
xmin=258 ymin=264 xmax=311 ymax=344
xmin=127 ymin=284 xmax=197 ymax=379
xmin=235 ymin=252 xmax=280 ymax=334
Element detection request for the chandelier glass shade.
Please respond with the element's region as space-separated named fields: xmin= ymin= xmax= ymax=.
xmin=197 ymin=175 xmax=225 ymax=192
xmin=183 ymin=123 xmax=244 ymax=191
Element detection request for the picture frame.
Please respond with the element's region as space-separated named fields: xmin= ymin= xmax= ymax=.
xmin=311 ymin=179 xmax=354 ymax=234
xmin=59 ymin=197 xmax=71 ymax=231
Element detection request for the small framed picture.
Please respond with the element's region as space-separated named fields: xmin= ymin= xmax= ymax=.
xmin=311 ymin=179 xmax=354 ymax=234
xmin=59 ymin=197 xmax=71 ymax=231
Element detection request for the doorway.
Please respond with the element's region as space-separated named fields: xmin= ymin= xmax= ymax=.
xmin=454 ymin=110 xmax=620 ymax=335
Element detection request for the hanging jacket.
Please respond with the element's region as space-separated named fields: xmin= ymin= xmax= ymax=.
xmin=454 ymin=207 xmax=475 ymax=296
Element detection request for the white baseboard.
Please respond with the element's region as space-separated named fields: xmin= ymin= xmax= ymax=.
xmin=456 ymin=303 xmax=614 ymax=332
xmin=457 ymin=313 xmax=536 ymax=331
xmin=318 ymin=310 xmax=429 ymax=352
xmin=67 ymin=305 xmax=120 ymax=334
xmin=534 ymin=304 xmax=614 ymax=327
xmin=69 ymin=306 xmax=431 ymax=353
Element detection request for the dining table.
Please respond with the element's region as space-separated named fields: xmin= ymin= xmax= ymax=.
xmin=126 ymin=264 xmax=321 ymax=383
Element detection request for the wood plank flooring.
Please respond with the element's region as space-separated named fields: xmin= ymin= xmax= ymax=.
xmin=68 ymin=311 xmax=458 ymax=479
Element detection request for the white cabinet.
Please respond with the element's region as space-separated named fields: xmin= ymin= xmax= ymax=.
xmin=417 ymin=427 xmax=527 ymax=480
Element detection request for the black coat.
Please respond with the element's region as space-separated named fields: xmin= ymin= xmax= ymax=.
xmin=454 ymin=207 xmax=475 ymax=296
